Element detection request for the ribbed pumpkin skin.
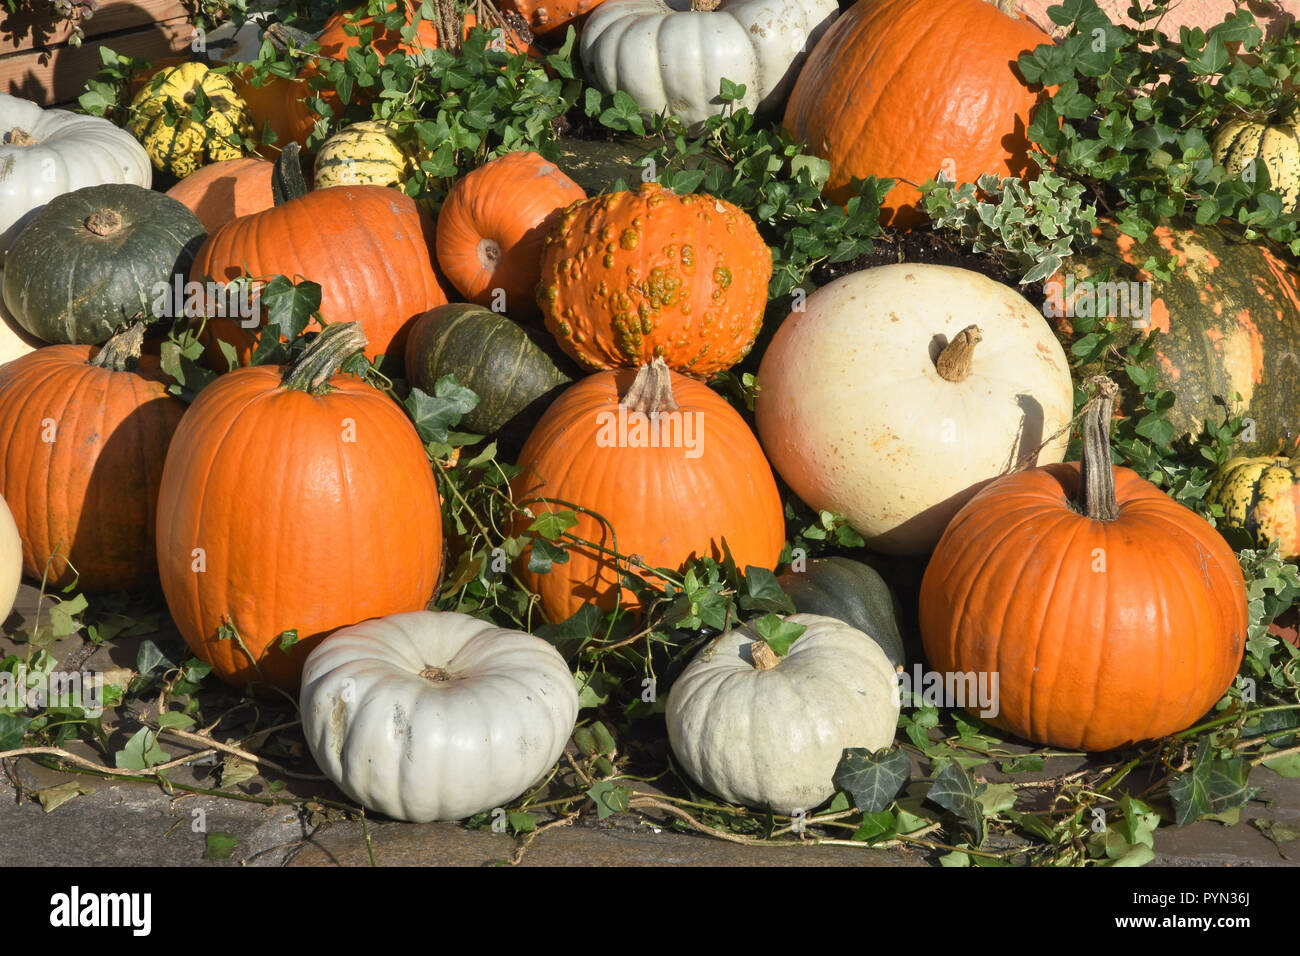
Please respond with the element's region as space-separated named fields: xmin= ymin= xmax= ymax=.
xmin=920 ymin=463 xmax=1248 ymax=751
xmin=499 ymin=0 xmax=606 ymax=35
xmin=776 ymin=557 xmax=905 ymax=669
xmin=404 ymin=303 xmax=573 ymax=437
xmin=1213 ymin=118 xmax=1300 ymax=214
xmin=191 ymin=185 xmax=448 ymax=365
xmin=0 ymin=345 xmax=185 ymax=591
xmin=1050 ymin=221 xmax=1300 ymax=454
xmin=437 ymin=151 xmax=586 ymax=314
xmin=156 ymin=366 xmax=443 ymax=691
xmin=313 ymin=122 xmax=413 ymax=190
xmin=512 ymin=368 xmax=785 ymax=622
xmin=128 ymin=63 xmax=255 ymax=179
xmin=538 ymin=183 xmax=772 ymax=376
xmin=165 ymin=157 xmax=274 ymax=234
xmin=1209 ymin=456 xmax=1300 ymax=559
xmin=230 ymin=69 xmax=318 ymax=158
xmin=783 ymin=0 xmax=1051 ymax=227
xmin=2 ymin=184 xmax=207 ymax=345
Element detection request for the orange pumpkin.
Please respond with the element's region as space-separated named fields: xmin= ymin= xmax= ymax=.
xmin=512 ymin=359 xmax=786 ymax=623
xmin=166 ymin=157 xmax=274 ymax=233
xmin=537 ymin=182 xmax=772 ymax=377
xmin=156 ymin=323 xmax=443 ymax=691
xmin=437 ymin=151 xmax=585 ymax=315
xmin=0 ymin=325 xmax=185 ymax=592
xmin=190 ymin=144 xmax=449 ymax=366
xmin=497 ymin=0 xmax=606 ymax=35
xmin=230 ymin=68 xmax=319 ymax=157
xmin=783 ymin=0 xmax=1053 ymax=229
xmin=919 ymin=378 xmax=1248 ymax=752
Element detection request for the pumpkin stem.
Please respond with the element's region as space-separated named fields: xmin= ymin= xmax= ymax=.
xmin=89 ymin=323 xmax=147 ymax=372
xmin=935 ymin=325 xmax=982 ymax=383
xmin=985 ymin=0 xmax=1019 ymax=16
xmin=280 ymin=322 xmax=369 ymax=394
xmin=690 ymin=0 xmax=722 ymax=9
xmin=620 ymin=358 xmax=679 ymax=415
xmin=1075 ymin=375 xmax=1120 ymax=521
xmin=419 ymin=665 xmax=451 ymax=682
xmin=3 ymin=127 xmax=37 ymax=146
xmin=84 ymin=209 xmax=124 ymax=238
xmin=750 ymin=640 xmax=779 ymax=671
xmin=272 ymin=141 xmax=309 ymax=206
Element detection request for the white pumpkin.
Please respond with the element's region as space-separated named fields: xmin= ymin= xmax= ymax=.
xmin=0 ymin=93 xmax=152 ymax=260
xmin=667 ymin=613 xmax=900 ymax=814
xmin=0 ymin=492 xmax=19 ymax=624
xmin=580 ymin=0 xmax=840 ymax=128
xmin=0 ymin=270 xmax=42 ymax=363
xmin=755 ymin=264 xmax=1074 ymax=556
xmin=300 ymin=610 xmax=579 ymax=823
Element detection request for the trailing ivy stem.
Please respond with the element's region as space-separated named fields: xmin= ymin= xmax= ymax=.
xmin=89 ymin=323 xmax=147 ymax=372
xmin=1076 ymin=375 xmax=1120 ymax=520
xmin=281 ymin=322 xmax=368 ymax=393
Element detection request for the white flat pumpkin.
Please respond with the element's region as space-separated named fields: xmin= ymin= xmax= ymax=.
xmin=0 ymin=93 xmax=152 ymax=261
xmin=0 ymin=492 xmax=19 ymax=624
xmin=0 ymin=270 xmax=42 ymax=362
xmin=580 ymin=0 xmax=839 ymax=128
xmin=667 ymin=613 xmax=900 ymax=814
xmin=300 ymin=610 xmax=579 ymax=823
xmin=755 ymin=263 xmax=1074 ymax=555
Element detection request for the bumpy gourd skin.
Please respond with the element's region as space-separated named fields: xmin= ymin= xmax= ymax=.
xmin=129 ymin=63 xmax=254 ymax=179
xmin=537 ymin=182 xmax=772 ymax=377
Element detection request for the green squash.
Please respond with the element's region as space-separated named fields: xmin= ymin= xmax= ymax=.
xmin=1050 ymin=220 xmax=1300 ymax=455
xmin=776 ymin=557 xmax=905 ymax=669
xmin=404 ymin=303 xmax=576 ymax=440
xmin=2 ymin=183 xmax=206 ymax=345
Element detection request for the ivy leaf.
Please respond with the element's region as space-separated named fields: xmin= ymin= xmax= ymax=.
xmin=157 ymin=712 xmax=195 ymax=731
xmin=0 ymin=714 xmax=31 ymax=750
xmin=586 ymin=779 xmax=631 ymax=819
xmin=35 ymin=781 xmax=95 ymax=813
xmin=739 ymin=566 xmax=796 ymax=614
xmin=46 ymin=594 xmax=88 ymax=640
xmin=219 ymin=756 xmax=259 ymax=789
xmin=527 ymin=537 xmax=568 ymax=575
xmin=537 ymin=603 xmax=604 ymax=658
xmin=999 ymin=754 xmax=1045 ymax=774
xmin=751 ymin=614 xmax=805 ymax=656
xmin=529 ymin=510 xmax=578 ymax=541
xmin=203 ymin=831 xmax=239 ymax=861
xmin=277 ymin=629 xmax=299 ymax=653
xmin=851 ymin=811 xmax=899 ymax=844
xmin=833 ymin=748 xmax=910 ymax=813
xmin=1169 ymin=739 xmax=1260 ymax=825
xmin=260 ymin=275 xmax=321 ymax=342
xmin=926 ymin=761 xmax=987 ymax=846
xmin=404 ymin=378 xmax=479 ymax=444
xmin=136 ymin=639 xmax=176 ymax=677
xmin=114 ymin=728 xmax=170 ymax=770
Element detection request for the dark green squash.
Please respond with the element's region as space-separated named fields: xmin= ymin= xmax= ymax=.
xmin=1051 ymin=220 xmax=1300 ymax=455
xmin=776 ymin=557 xmax=905 ymax=669
xmin=404 ymin=303 xmax=577 ymax=440
xmin=2 ymin=183 xmax=206 ymax=345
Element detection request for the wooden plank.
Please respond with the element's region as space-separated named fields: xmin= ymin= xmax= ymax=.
xmin=0 ymin=15 xmax=194 ymax=106
xmin=0 ymin=0 xmax=193 ymax=55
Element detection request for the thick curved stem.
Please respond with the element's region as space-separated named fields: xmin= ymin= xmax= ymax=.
xmin=935 ymin=325 xmax=982 ymax=383
xmin=750 ymin=639 xmax=778 ymax=671
xmin=280 ymin=322 xmax=368 ymax=393
xmin=89 ymin=323 xmax=146 ymax=372
xmin=272 ymin=142 xmax=309 ymax=205
xmin=620 ymin=358 xmax=679 ymax=414
xmin=1076 ymin=375 xmax=1120 ymax=521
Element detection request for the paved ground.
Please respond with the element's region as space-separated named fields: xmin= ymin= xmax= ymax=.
xmin=2 ymin=583 xmax=1297 ymax=867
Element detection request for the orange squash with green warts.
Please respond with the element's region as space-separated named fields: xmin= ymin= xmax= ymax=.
xmin=537 ymin=182 xmax=771 ymax=377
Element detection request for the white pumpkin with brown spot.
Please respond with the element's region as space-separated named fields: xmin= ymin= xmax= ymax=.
xmin=300 ymin=610 xmax=579 ymax=822
xmin=754 ymin=263 xmax=1074 ymax=555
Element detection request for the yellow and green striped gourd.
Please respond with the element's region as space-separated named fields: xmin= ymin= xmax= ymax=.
xmin=1209 ymin=456 xmax=1300 ymax=559
xmin=1212 ymin=115 xmax=1300 ymax=214
xmin=313 ymin=121 xmax=414 ymax=190
xmin=128 ymin=63 xmax=254 ymax=179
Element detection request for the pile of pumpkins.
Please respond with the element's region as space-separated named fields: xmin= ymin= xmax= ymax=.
xmin=0 ymin=0 xmax=1288 ymax=823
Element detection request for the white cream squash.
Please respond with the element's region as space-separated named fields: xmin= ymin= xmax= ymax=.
xmin=0 ymin=272 xmax=41 ymax=362
xmin=667 ymin=613 xmax=900 ymax=814
xmin=0 ymin=93 xmax=151 ymax=260
xmin=299 ymin=610 xmax=579 ymax=823
xmin=755 ymin=263 xmax=1074 ymax=556
xmin=580 ymin=0 xmax=840 ymax=128
xmin=0 ymin=492 xmax=19 ymax=624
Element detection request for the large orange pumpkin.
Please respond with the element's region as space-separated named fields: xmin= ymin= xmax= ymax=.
xmin=783 ymin=0 xmax=1053 ymax=229
xmin=497 ymin=0 xmax=606 ymax=35
xmin=537 ymin=182 xmax=772 ymax=377
xmin=0 ymin=325 xmax=185 ymax=592
xmin=166 ymin=157 xmax=274 ymax=234
xmin=512 ymin=359 xmax=785 ymax=622
xmin=919 ymin=378 xmax=1248 ymax=752
xmin=190 ymin=144 xmax=449 ymax=366
xmin=156 ymin=323 xmax=443 ymax=691
xmin=437 ymin=151 xmax=586 ymax=315
xmin=230 ymin=68 xmax=319 ymax=156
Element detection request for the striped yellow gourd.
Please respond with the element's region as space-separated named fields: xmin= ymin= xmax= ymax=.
xmin=1212 ymin=116 xmax=1300 ymax=214
xmin=313 ymin=121 xmax=414 ymax=190
xmin=1209 ymin=456 xmax=1300 ymax=559
xmin=128 ymin=63 xmax=254 ymax=179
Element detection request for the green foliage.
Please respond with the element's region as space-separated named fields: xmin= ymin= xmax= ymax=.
xmin=920 ymin=171 xmax=1101 ymax=283
xmin=1019 ymin=0 xmax=1300 ymax=259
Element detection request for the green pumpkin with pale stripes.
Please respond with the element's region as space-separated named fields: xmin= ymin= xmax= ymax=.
xmin=1209 ymin=456 xmax=1300 ymax=559
xmin=313 ymin=121 xmax=414 ymax=190
xmin=1212 ymin=115 xmax=1300 ymax=214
